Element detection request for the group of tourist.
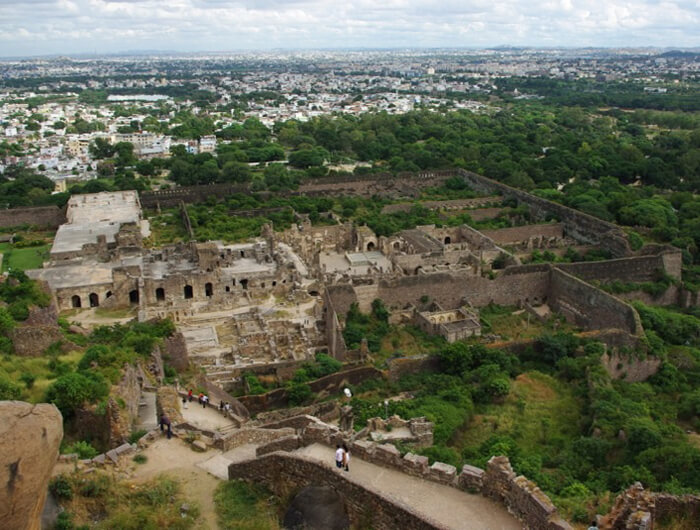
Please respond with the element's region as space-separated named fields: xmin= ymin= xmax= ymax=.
xmin=219 ymin=401 xmax=233 ymax=415
xmin=335 ymin=443 xmax=350 ymax=472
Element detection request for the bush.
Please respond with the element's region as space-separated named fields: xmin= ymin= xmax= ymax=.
xmin=45 ymin=372 xmax=109 ymax=417
xmin=50 ymin=475 xmax=73 ymax=500
xmin=64 ymin=440 xmax=99 ymax=459
xmin=0 ymin=375 xmax=22 ymax=400
xmin=128 ymin=429 xmax=148 ymax=444
xmin=19 ymin=372 xmax=36 ymax=389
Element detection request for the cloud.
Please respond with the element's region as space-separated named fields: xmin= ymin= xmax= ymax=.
xmin=0 ymin=0 xmax=698 ymax=56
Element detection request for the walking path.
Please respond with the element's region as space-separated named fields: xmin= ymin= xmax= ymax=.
xmin=181 ymin=401 xmax=237 ymax=432
xmin=294 ymin=443 xmax=522 ymax=530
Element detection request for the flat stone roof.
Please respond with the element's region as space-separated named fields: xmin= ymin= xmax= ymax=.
xmin=51 ymin=191 xmax=148 ymax=256
xmin=27 ymin=262 xmax=113 ymax=289
xmin=65 ymin=191 xmax=141 ymax=225
xmin=51 ymin=221 xmax=121 ymax=255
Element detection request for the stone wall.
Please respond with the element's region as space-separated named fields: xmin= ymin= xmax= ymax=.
xmin=228 ymin=451 xmax=446 ymax=530
xmin=481 ymin=223 xmax=564 ymax=246
xmin=243 ymin=418 xmax=572 ymax=530
xmin=557 ymin=253 xmax=680 ymax=284
xmin=602 ymin=350 xmax=663 ymax=383
xmin=162 ymin=332 xmax=190 ymax=372
xmin=549 ymin=268 xmax=643 ymax=336
xmin=456 ymin=169 xmax=631 ymax=257
xmin=10 ymin=325 xmax=64 ymax=357
xmin=215 ymin=426 xmax=296 ymax=452
xmin=0 ymin=205 xmax=66 ymax=229
xmin=239 ymin=366 xmax=382 ymax=414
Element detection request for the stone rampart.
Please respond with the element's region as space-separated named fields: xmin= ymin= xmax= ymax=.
xmin=0 ymin=205 xmax=66 ymax=229
xmin=238 ymin=366 xmax=382 ymax=414
xmin=214 ymin=426 xmax=296 ymax=452
xmin=228 ymin=451 xmax=447 ymax=530
xmin=250 ymin=419 xmax=571 ymax=530
xmin=549 ymin=268 xmax=643 ymax=336
xmin=556 ymin=253 xmax=678 ymax=284
xmin=481 ymin=223 xmax=564 ymax=246
xmin=456 ymin=169 xmax=631 ymax=257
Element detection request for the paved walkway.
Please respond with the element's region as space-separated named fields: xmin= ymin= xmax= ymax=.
xmin=181 ymin=401 xmax=237 ymax=432
xmin=295 ymin=444 xmax=522 ymax=530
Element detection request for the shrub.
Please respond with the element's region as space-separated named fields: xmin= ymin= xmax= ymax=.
xmin=0 ymin=373 xmax=22 ymax=399
xmin=64 ymin=440 xmax=99 ymax=459
xmin=128 ymin=429 xmax=147 ymax=444
xmin=19 ymin=372 xmax=36 ymax=389
xmin=133 ymin=454 xmax=148 ymax=464
xmin=49 ymin=475 xmax=73 ymax=500
xmin=45 ymin=372 xmax=109 ymax=417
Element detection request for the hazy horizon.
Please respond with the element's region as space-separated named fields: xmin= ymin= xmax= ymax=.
xmin=1 ymin=0 xmax=699 ymax=58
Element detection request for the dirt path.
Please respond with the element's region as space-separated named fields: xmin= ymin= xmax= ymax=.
xmin=130 ymin=437 xmax=222 ymax=530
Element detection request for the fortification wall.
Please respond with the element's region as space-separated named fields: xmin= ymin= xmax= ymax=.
xmin=369 ymin=268 xmax=550 ymax=312
xmin=229 ymin=452 xmax=445 ymax=530
xmin=0 ymin=205 xmax=66 ymax=229
xmin=556 ymin=253 xmax=679 ymax=283
xmin=549 ymin=268 xmax=643 ymax=336
xmin=245 ymin=423 xmax=571 ymax=530
xmin=481 ymin=223 xmax=564 ymax=245
xmin=456 ymin=169 xmax=631 ymax=257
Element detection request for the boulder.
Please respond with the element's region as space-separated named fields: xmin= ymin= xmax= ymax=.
xmin=0 ymin=401 xmax=63 ymax=530
xmin=283 ymin=485 xmax=349 ymax=530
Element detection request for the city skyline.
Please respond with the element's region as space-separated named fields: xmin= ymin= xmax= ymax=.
xmin=1 ymin=0 xmax=700 ymax=58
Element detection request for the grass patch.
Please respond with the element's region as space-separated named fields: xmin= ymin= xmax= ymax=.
xmin=454 ymin=371 xmax=583 ymax=457
xmin=214 ymin=479 xmax=280 ymax=530
xmin=0 ymin=242 xmax=50 ymax=271
xmin=0 ymin=350 xmax=82 ymax=402
xmin=53 ymin=472 xmax=199 ymax=529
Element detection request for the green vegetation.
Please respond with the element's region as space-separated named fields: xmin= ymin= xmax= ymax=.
xmin=214 ymin=479 xmax=280 ymax=530
xmin=0 ymin=241 xmax=50 ymax=272
xmin=348 ymin=329 xmax=700 ymax=521
xmin=51 ymin=472 xmax=200 ymax=529
xmin=343 ymin=299 xmax=390 ymax=352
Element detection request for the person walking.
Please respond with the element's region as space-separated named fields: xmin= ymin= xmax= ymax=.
xmin=187 ymin=389 xmax=193 ymax=402
xmin=202 ymin=394 xmax=209 ymax=408
xmin=160 ymin=413 xmax=172 ymax=439
xmin=182 ymin=396 xmax=188 ymax=410
xmin=342 ymin=443 xmax=350 ymax=472
xmin=335 ymin=444 xmax=344 ymax=470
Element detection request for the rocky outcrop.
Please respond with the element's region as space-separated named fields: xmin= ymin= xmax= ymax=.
xmin=9 ymin=325 xmax=65 ymax=357
xmin=163 ymin=332 xmax=189 ymax=372
xmin=0 ymin=401 xmax=63 ymax=530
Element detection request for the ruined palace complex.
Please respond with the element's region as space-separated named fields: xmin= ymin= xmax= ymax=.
xmin=23 ymin=169 xmax=696 ymax=391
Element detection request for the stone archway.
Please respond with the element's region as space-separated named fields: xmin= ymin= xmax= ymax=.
xmin=71 ymin=295 xmax=81 ymax=308
xmin=129 ymin=290 xmax=139 ymax=305
xmin=184 ymin=285 xmax=193 ymax=299
xmin=156 ymin=287 xmax=165 ymax=301
xmin=89 ymin=293 xmax=99 ymax=307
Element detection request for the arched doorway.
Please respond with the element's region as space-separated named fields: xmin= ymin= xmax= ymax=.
xmin=89 ymin=293 xmax=99 ymax=307
xmin=156 ymin=287 xmax=165 ymax=301
xmin=129 ymin=290 xmax=139 ymax=305
xmin=105 ymin=291 xmax=112 ymax=299
xmin=240 ymin=279 xmax=248 ymax=290
xmin=205 ymin=283 xmax=213 ymax=297
xmin=71 ymin=295 xmax=82 ymax=308
xmin=367 ymin=241 xmax=376 ymax=251
xmin=444 ymin=236 xmax=451 ymax=244
xmin=184 ymin=285 xmax=193 ymax=299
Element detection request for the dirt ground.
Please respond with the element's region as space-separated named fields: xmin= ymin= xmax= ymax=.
xmin=129 ymin=437 xmax=222 ymax=529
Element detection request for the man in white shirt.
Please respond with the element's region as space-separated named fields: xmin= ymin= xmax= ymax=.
xmin=335 ymin=444 xmax=344 ymax=469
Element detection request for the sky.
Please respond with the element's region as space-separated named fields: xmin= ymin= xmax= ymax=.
xmin=1 ymin=0 xmax=699 ymax=57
